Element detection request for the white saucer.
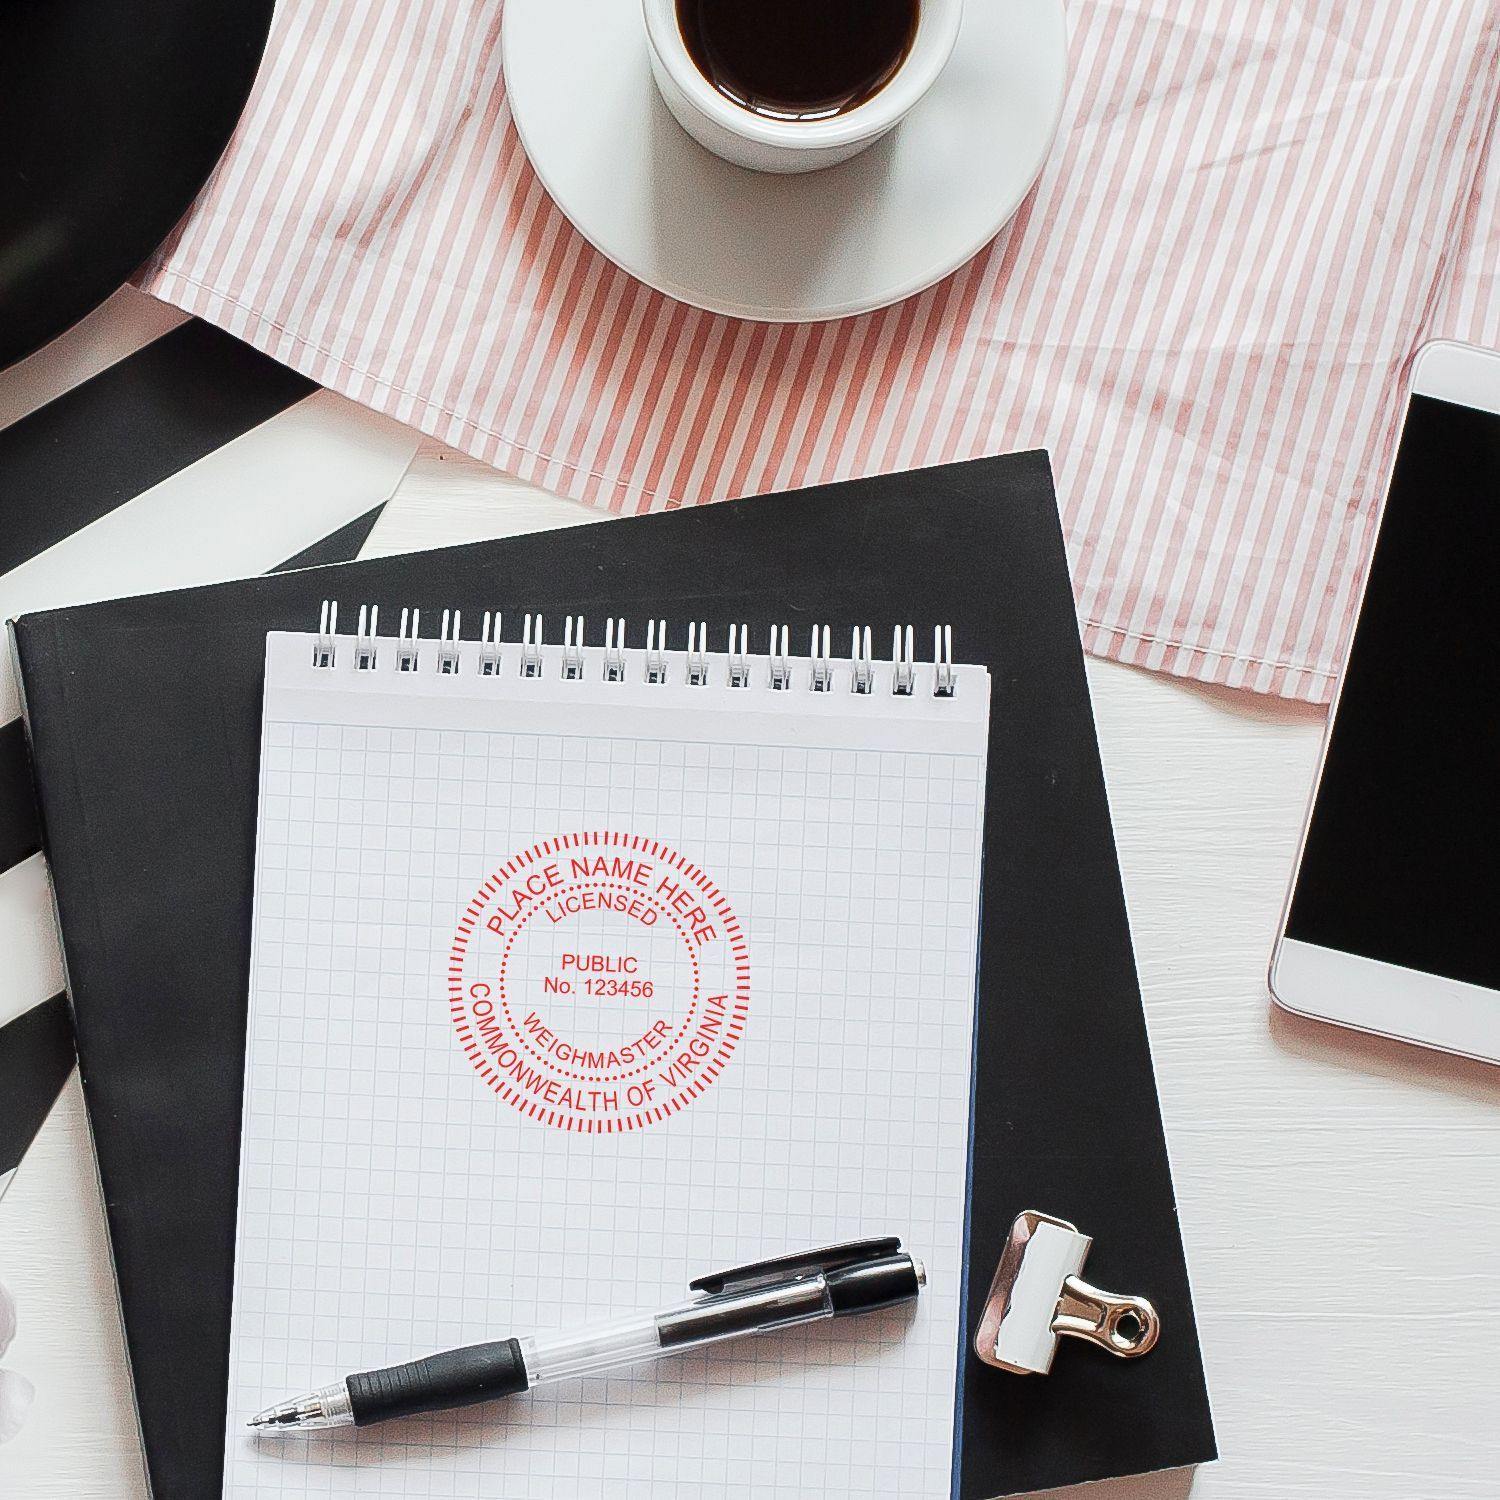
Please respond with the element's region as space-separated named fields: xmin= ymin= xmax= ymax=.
xmin=502 ymin=0 xmax=1068 ymax=323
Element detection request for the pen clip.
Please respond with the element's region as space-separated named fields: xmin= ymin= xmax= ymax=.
xmin=974 ymin=1210 xmax=1160 ymax=1375
xmin=689 ymin=1237 xmax=903 ymax=1295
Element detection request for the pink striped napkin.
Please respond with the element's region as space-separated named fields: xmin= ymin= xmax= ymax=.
xmin=140 ymin=1 xmax=1500 ymax=702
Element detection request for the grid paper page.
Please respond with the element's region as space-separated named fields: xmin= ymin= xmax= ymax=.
xmin=227 ymin=629 xmax=990 ymax=1500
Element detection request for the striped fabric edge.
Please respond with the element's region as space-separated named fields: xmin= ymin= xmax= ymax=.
xmin=1078 ymin=619 xmax=1336 ymax=704
xmin=145 ymin=265 xmax=1351 ymax=703
xmin=141 ymin=268 xmax=692 ymax=514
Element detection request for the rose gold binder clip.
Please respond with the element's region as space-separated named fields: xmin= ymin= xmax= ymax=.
xmin=975 ymin=1211 xmax=1160 ymax=1375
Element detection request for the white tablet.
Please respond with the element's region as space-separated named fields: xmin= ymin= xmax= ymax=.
xmin=1271 ymin=339 xmax=1500 ymax=1064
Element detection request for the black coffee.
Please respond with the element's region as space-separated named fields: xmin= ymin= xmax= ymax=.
xmin=675 ymin=0 xmax=920 ymax=122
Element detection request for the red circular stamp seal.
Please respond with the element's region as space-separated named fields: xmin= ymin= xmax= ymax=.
xmin=449 ymin=832 xmax=750 ymax=1132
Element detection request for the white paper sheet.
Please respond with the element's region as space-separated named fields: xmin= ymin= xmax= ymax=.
xmin=226 ymin=627 xmax=989 ymax=1499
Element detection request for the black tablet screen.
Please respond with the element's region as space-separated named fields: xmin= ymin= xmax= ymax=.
xmin=1288 ymin=393 xmax=1500 ymax=991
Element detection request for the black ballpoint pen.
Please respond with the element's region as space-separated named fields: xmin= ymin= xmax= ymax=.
xmin=249 ymin=1237 xmax=924 ymax=1432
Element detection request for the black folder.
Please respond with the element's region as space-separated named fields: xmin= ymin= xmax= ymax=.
xmin=9 ymin=450 xmax=1215 ymax=1496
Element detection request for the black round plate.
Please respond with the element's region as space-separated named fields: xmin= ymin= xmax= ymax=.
xmin=0 ymin=0 xmax=275 ymax=370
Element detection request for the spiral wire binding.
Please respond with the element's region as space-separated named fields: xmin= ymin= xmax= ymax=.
xmin=645 ymin=619 xmax=668 ymax=684
xmin=313 ymin=604 xmax=962 ymax=697
xmin=810 ymin=625 xmax=833 ymax=692
xmin=686 ymin=622 xmax=709 ymax=686
xmin=562 ymin=615 xmax=585 ymax=680
xmin=727 ymin=624 xmax=751 ymax=688
xmin=603 ymin=618 xmax=627 ymax=682
xmin=521 ymin=613 xmax=544 ymax=677
xmin=438 ymin=610 xmax=461 ymax=674
xmin=851 ymin=626 xmax=874 ymax=694
xmin=768 ymin=624 xmax=791 ymax=691
xmin=313 ymin=600 xmax=338 ymax=668
xmin=892 ymin=624 xmax=916 ymax=695
xmin=397 ymin=608 xmax=420 ymax=672
xmin=933 ymin=624 xmax=955 ymax=697
xmin=479 ymin=611 xmax=502 ymax=676
xmin=356 ymin=605 xmax=378 ymax=671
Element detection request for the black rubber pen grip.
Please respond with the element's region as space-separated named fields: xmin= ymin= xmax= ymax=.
xmin=347 ymin=1338 xmax=529 ymax=1425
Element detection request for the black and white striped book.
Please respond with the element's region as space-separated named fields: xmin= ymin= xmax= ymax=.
xmin=0 ymin=289 xmax=419 ymax=1159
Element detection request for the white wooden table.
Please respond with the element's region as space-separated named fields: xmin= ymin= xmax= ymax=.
xmin=3 ymin=441 xmax=1499 ymax=1499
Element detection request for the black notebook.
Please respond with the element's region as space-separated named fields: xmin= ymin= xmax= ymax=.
xmin=10 ymin=451 xmax=1215 ymax=1496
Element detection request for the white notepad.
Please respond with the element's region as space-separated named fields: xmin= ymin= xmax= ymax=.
xmin=227 ymin=612 xmax=990 ymax=1499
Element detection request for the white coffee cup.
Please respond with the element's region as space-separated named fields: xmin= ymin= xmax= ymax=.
xmin=642 ymin=0 xmax=964 ymax=175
